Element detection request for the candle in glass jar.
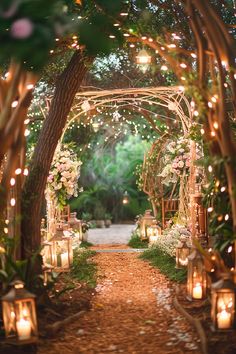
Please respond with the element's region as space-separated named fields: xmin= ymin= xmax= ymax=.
xmin=16 ymin=318 xmax=31 ymax=340
xmin=61 ymin=252 xmax=69 ymax=268
xmin=192 ymin=282 xmax=202 ymax=299
xmin=217 ymin=309 xmax=231 ymax=329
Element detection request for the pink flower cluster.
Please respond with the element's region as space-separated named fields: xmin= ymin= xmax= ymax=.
xmin=172 ymin=151 xmax=190 ymax=175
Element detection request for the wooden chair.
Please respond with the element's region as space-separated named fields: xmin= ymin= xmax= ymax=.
xmin=161 ymin=198 xmax=179 ymax=228
xmin=56 ymin=205 xmax=70 ymax=223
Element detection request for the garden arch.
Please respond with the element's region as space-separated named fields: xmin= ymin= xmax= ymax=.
xmin=58 ymin=86 xmax=198 ymax=232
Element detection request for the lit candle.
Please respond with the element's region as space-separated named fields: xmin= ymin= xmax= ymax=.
xmin=192 ymin=282 xmax=202 ymax=299
xmin=61 ymin=252 xmax=69 ymax=268
xmin=16 ymin=318 xmax=31 ymax=340
xmin=217 ymin=309 xmax=231 ymax=329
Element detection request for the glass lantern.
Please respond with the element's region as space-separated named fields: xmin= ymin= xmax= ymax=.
xmin=187 ymin=247 xmax=207 ymax=301
xmin=140 ymin=210 xmax=156 ymax=240
xmin=1 ymin=280 xmax=38 ymax=344
xmin=147 ymin=222 xmax=162 ymax=245
xmin=122 ymin=191 xmax=129 ymax=205
xmin=211 ymin=274 xmax=236 ymax=331
xmin=176 ymin=237 xmax=191 ymax=269
xmin=51 ymin=226 xmax=73 ymax=271
xmin=41 ymin=241 xmax=53 ymax=266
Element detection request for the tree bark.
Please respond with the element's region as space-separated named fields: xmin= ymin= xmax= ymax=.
xmin=21 ymin=50 xmax=93 ymax=257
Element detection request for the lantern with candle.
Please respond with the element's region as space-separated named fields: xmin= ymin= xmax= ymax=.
xmin=147 ymin=221 xmax=162 ymax=245
xmin=211 ymin=274 xmax=236 ymax=331
xmin=41 ymin=241 xmax=53 ymax=266
xmin=136 ymin=49 xmax=152 ymax=72
xmin=176 ymin=236 xmax=191 ymax=269
xmin=122 ymin=191 xmax=129 ymax=205
xmin=187 ymin=247 xmax=207 ymax=301
xmin=51 ymin=226 xmax=73 ymax=271
xmin=1 ymin=280 xmax=38 ymax=344
xmin=140 ymin=210 xmax=156 ymax=240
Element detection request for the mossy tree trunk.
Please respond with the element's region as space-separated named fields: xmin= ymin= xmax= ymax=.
xmin=21 ymin=50 xmax=93 ymax=257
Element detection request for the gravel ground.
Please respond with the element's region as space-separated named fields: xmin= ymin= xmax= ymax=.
xmin=87 ymin=224 xmax=135 ymax=245
xmin=37 ymin=245 xmax=201 ymax=354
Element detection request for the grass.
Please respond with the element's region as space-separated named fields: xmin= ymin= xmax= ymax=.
xmin=128 ymin=232 xmax=149 ymax=249
xmin=80 ymin=240 xmax=93 ymax=248
xmin=70 ymin=248 xmax=97 ymax=288
xmin=140 ymin=247 xmax=187 ymax=283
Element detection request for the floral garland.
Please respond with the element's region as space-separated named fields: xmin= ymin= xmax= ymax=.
xmin=159 ymin=138 xmax=192 ymax=186
xmin=47 ymin=145 xmax=82 ymax=207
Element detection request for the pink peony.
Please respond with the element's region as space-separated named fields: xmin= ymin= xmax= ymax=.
xmin=10 ymin=18 xmax=34 ymax=39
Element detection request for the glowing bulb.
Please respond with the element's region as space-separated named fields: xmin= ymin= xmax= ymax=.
xmin=26 ymin=84 xmax=34 ymax=90
xmin=23 ymin=168 xmax=29 ymax=176
xmin=207 ymin=207 xmax=213 ymax=213
xmin=200 ymin=128 xmax=205 ymax=135
xmin=161 ymin=65 xmax=168 ymax=71
xmin=225 ymin=214 xmax=229 ymax=221
xmin=10 ymin=198 xmax=16 ymax=206
xmin=228 ymin=246 xmax=232 ymax=253
xmin=180 ymin=63 xmax=187 ymax=68
xmin=213 ymin=122 xmax=218 ymax=129
xmin=191 ymin=53 xmax=197 ymax=58
xmin=24 ymin=118 xmax=30 ymax=124
xmin=15 ymin=168 xmax=22 ymax=175
xmin=10 ymin=178 xmax=15 ymax=186
xmin=24 ymin=129 xmax=30 ymax=137
xmin=11 ymin=100 xmax=18 ymax=108
xmin=208 ymin=165 xmax=213 ymax=173
xmin=194 ymin=110 xmax=199 ymax=117
xmin=208 ymin=101 xmax=213 ymax=108
xmin=221 ymin=186 xmax=226 ymax=192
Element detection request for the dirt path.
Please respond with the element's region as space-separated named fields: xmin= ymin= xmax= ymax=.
xmin=39 ymin=246 xmax=201 ymax=354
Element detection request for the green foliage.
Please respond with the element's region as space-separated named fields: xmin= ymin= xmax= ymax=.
xmin=140 ymin=247 xmax=187 ymax=283
xmin=128 ymin=231 xmax=148 ymax=249
xmin=80 ymin=241 xmax=93 ymax=248
xmin=0 ymin=0 xmax=73 ymax=71
xmin=0 ymin=251 xmax=50 ymax=295
xmin=70 ymin=248 xmax=97 ymax=288
xmin=73 ymin=135 xmax=151 ymax=221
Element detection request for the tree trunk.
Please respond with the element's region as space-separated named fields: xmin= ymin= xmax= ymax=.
xmin=21 ymin=50 xmax=93 ymax=257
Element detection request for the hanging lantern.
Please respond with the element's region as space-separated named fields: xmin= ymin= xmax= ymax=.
xmin=211 ymin=274 xmax=236 ymax=331
xmin=136 ymin=49 xmax=152 ymax=73
xmin=187 ymin=247 xmax=207 ymax=301
xmin=140 ymin=210 xmax=156 ymax=240
xmin=147 ymin=221 xmax=162 ymax=245
xmin=41 ymin=241 xmax=53 ymax=267
xmin=136 ymin=49 xmax=151 ymax=65
xmin=51 ymin=226 xmax=73 ymax=271
xmin=122 ymin=191 xmax=129 ymax=205
xmin=176 ymin=236 xmax=191 ymax=269
xmin=1 ymin=280 xmax=38 ymax=344
xmin=92 ymin=122 xmax=100 ymax=132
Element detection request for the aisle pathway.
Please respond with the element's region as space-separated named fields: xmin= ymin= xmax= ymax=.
xmin=87 ymin=224 xmax=135 ymax=245
xmin=44 ymin=245 xmax=201 ymax=354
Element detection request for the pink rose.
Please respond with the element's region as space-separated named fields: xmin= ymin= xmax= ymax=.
xmin=172 ymin=162 xmax=178 ymax=168
xmin=186 ymin=160 xmax=190 ymax=167
xmin=10 ymin=18 xmax=34 ymax=39
xmin=178 ymin=161 xmax=184 ymax=168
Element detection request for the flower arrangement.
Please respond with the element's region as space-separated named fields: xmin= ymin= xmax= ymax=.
xmin=159 ymin=138 xmax=191 ymax=185
xmin=149 ymin=224 xmax=191 ymax=257
xmin=47 ymin=145 xmax=82 ymax=208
